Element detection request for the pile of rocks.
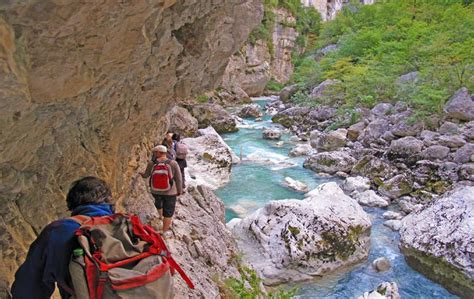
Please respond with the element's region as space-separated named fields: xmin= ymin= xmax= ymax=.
xmin=268 ymin=83 xmax=474 ymax=297
xmin=267 ymin=86 xmax=474 ymax=215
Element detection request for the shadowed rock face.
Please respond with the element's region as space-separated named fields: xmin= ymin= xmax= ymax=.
xmin=0 ymin=0 xmax=262 ymax=292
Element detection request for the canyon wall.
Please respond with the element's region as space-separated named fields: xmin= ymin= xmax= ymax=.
xmin=218 ymin=7 xmax=297 ymax=103
xmin=302 ymin=0 xmax=375 ymax=21
xmin=0 ymin=0 xmax=262 ymax=294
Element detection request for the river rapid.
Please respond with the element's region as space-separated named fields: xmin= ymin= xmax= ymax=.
xmin=215 ymin=97 xmax=457 ymax=298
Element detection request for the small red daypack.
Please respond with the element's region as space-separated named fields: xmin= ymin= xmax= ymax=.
xmin=151 ymin=160 xmax=173 ymax=193
xmin=68 ymin=214 xmax=194 ymax=299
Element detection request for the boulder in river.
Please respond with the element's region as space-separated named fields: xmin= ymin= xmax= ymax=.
xmin=309 ymin=79 xmax=341 ymax=100
xmin=387 ymin=136 xmax=424 ymax=161
xmin=188 ymin=103 xmax=238 ymax=133
xmin=399 ymin=185 xmax=474 ymax=298
xmin=183 ymin=127 xmax=239 ymax=189
xmin=438 ymin=121 xmax=460 ymax=135
xmin=351 ymin=155 xmax=396 ymax=181
xmin=230 ymin=182 xmax=371 ymax=285
xmin=283 ymin=177 xmax=309 ymax=192
xmin=358 ymin=282 xmax=400 ymax=299
xmin=308 ymin=105 xmax=337 ymax=122
xmin=444 ymin=87 xmax=474 ymax=121
xmin=279 ymin=84 xmax=298 ymax=103
xmin=359 ymin=119 xmax=390 ymax=145
xmin=372 ymin=257 xmax=391 ymax=272
xmin=378 ymin=174 xmax=413 ymax=199
xmin=263 ymin=128 xmax=282 ymax=140
xmin=271 ymin=107 xmax=310 ymax=128
xmin=437 ymin=134 xmax=466 ymax=148
xmin=312 ymin=128 xmax=347 ymax=151
xmin=353 ymin=190 xmax=389 ymax=208
xmin=347 ymin=121 xmax=366 ymax=141
xmin=304 ymin=151 xmax=357 ymax=175
xmin=454 ymin=143 xmax=474 ymax=163
xmin=342 ymin=176 xmax=371 ymax=193
xmin=421 ymin=145 xmax=450 ymax=161
xmin=382 ymin=211 xmax=403 ymax=220
xmin=238 ymin=104 xmax=263 ymax=118
xmin=167 ymin=106 xmax=199 ymax=137
xmin=384 ymin=220 xmax=402 ymax=231
xmin=289 ymin=143 xmax=313 ymax=157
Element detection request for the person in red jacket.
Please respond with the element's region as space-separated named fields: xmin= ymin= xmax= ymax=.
xmin=141 ymin=145 xmax=182 ymax=238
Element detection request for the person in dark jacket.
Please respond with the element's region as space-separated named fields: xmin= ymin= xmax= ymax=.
xmin=162 ymin=131 xmax=176 ymax=160
xmin=172 ymin=133 xmax=187 ymax=189
xmin=11 ymin=176 xmax=114 ymax=299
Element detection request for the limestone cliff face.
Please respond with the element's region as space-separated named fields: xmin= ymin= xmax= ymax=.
xmin=218 ymin=8 xmax=297 ymax=102
xmin=0 ymin=0 xmax=262 ymax=293
xmin=271 ymin=8 xmax=298 ymax=83
xmin=301 ymin=0 xmax=375 ymax=21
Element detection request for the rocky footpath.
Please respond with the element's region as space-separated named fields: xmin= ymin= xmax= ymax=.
xmin=123 ymin=174 xmax=241 ymax=298
xmin=228 ymin=182 xmax=371 ymax=285
xmin=120 ymin=116 xmax=255 ymax=297
xmin=0 ymin=0 xmax=262 ymax=293
xmin=399 ymin=185 xmax=474 ymax=298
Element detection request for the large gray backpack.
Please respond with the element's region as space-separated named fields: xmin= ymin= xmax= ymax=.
xmin=68 ymin=214 xmax=194 ymax=299
xmin=175 ymin=141 xmax=188 ymax=160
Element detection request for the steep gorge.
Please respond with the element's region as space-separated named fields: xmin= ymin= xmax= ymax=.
xmin=0 ymin=0 xmax=262 ymax=293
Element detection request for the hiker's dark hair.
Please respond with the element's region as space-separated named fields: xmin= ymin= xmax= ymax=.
xmin=66 ymin=176 xmax=112 ymax=210
xmin=172 ymin=133 xmax=181 ymax=142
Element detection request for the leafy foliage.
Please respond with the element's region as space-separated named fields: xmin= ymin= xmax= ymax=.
xmin=216 ymin=253 xmax=297 ymax=299
xmin=289 ymin=0 xmax=474 ymax=114
xmin=266 ymin=78 xmax=285 ymax=92
xmin=249 ymin=0 xmax=322 ymax=55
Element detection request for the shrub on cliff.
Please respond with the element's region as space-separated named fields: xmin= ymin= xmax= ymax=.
xmin=289 ymin=0 xmax=473 ymax=116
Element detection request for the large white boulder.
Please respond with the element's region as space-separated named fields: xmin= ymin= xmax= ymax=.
xmin=342 ymin=176 xmax=371 ymax=193
xmin=230 ymin=182 xmax=371 ymax=285
xmin=444 ymin=87 xmax=474 ymax=121
xmin=303 ymin=151 xmax=357 ymax=175
xmin=283 ymin=177 xmax=309 ymax=193
xmin=353 ymin=190 xmax=389 ymax=208
xmin=183 ymin=127 xmax=239 ymax=190
xmin=358 ymin=282 xmax=400 ymax=299
xmin=399 ymin=185 xmax=474 ymax=298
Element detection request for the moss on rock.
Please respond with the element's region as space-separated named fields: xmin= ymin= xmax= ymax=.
xmin=401 ymin=246 xmax=474 ymax=298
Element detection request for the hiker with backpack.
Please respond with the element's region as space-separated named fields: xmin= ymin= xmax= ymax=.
xmin=172 ymin=133 xmax=188 ymax=189
xmin=141 ymin=145 xmax=183 ymax=238
xmin=162 ymin=131 xmax=177 ymax=160
xmin=11 ymin=176 xmax=193 ymax=299
xmin=11 ymin=176 xmax=115 ymax=299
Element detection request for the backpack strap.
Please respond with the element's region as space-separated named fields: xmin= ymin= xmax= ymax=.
xmin=129 ymin=215 xmax=194 ymax=289
xmin=69 ymin=215 xmax=92 ymax=225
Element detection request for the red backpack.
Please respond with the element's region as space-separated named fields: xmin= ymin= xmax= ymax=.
xmin=150 ymin=159 xmax=173 ymax=193
xmin=69 ymin=214 xmax=194 ymax=299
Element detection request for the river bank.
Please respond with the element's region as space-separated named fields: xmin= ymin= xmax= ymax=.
xmin=215 ymin=97 xmax=459 ymax=298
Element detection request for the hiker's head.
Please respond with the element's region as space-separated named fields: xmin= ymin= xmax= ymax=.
xmin=166 ymin=132 xmax=173 ymax=141
xmin=152 ymin=145 xmax=167 ymax=158
xmin=172 ymin=133 xmax=181 ymax=142
xmin=66 ymin=176 xmax=112 ymax=210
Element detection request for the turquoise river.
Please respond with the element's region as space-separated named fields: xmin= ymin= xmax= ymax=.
xmin=215 ymin=97 xmax=457 ymax=299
